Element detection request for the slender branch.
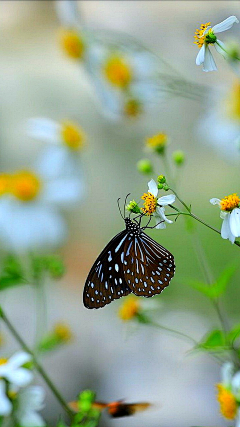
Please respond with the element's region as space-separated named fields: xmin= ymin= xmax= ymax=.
xmin=0 ymin=307 xmax=74 ymax=420
xmin=148 ymin=321 xmax=197 ymax=345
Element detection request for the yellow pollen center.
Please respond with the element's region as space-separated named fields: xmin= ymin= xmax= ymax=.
xmin=61 ymin=121 xmax=85 ymax=150
xmin=216 ymin=384 xmax=237 ymax=420
xmin=146 ymin=133 xmax=167 ymax=153
xmin=0 ymin=174 xmax=11 ymax=197
xmin=225 ymin=82 xmax=240 ymax=122
xmin=141 ymin=192 xmax=157 ymax=215
xmin=103 ymin=55 xmax=132 ymax=89
xmin=59 ymin=29 xmax=85 ymax=60
xmin=118 ymin=296 xmax=140 ymax=321
xmin=194 ymin=22 xmax=211 ymax=48
xmin=0 ymin=358 xmax=7 ymax=366
xmin=54 ymin=323 xmax=72 ymax=342
xmin=11 ymin=171 xmax=41 ymax=202
xmin=220 ymin=193 xmax=240 ymax=211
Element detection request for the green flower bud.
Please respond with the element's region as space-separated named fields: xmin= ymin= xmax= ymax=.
xmin=137 ymin=159 xmax=153 ymax=175
xmin=157 ymin=175 xmax=166 ymax=184
xmin=205 ymin=30 xmax=217 ymax=44
xmin=163 ymin=184 xmax=170 ymax=191
xmin=126 ymin=200 xmax=141 ymax=214
xmin=172 ymin=150 xmax=185 ymax=166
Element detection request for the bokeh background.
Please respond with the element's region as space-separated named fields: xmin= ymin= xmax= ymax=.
xmin=1 ymin=1 xmax=240 ymax=426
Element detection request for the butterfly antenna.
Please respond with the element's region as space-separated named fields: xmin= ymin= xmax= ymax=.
xmin=124 ymin=193 xmax=131 ymax=218
xmin=117 ymin=198 xmax=124 ymax=220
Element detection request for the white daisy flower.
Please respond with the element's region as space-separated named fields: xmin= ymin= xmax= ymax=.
xmin=194 ymin=16 xmax=239 ymax=72
xmin=0 ymin=153 xmax=82 ymax=252
xmin=142 ymin=179 xmax=175 ymax=228
xmin=210 ymin=193 xmax=240 ymax=243
xmin=16 ymin=386 xmax=46 ymax=427
xmin=0 ymin=352 xmax=33 ymax=387
xmin=216 ymin=362 xmax=240 ymax=425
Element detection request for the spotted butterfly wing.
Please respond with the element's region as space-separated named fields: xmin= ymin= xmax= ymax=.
xmin=83 ymin=218 xmax=175 ymax=309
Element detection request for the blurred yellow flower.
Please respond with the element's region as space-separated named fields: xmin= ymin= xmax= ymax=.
xmin=118 ymin=296 xmax=140 ymax=321
xmin=216 ymin=384 xmax=237 ymax=420
xmin=103 ymin=55 xmax=132 ymax=89
xmin=220 ymin=193 xmax=240 ymax=211
xmin=225 ymin=81 xmax=240 ymax=122
xmin=0 ymin=358 xmax=7 ymax=366
xmin=54 ymin=323 xmax=73 ymax=342
xmin=61 ymin=121 xmax=85 ymax=150
xmin=11 ymin=171 xmax=41 ymax=202
xmin=0 ymin=174 xmax=10 ymax=197
xmin=59 ymin=29 xmax=85 ymax=59
xmin=145 ymin=133 xmax=168 ymax=154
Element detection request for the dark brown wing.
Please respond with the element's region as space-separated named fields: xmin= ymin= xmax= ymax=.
xmin=123 ymin=231 xmax=175 ymax=297
xmin=83 ymin=231 xmax=132 ymax=309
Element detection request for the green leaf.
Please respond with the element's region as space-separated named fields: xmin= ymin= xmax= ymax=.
xmin=187 ymin=262 xmax=238 ymax=299
xmin=197 ymin=330 xmax=226 ymax=351
xmin=0 ymin=255 xmax=26 ymax=291
xmin=227 ymin=324 xmax=240 ymax=344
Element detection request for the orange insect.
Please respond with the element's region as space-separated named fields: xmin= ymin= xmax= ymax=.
xmin=69 ymin=400 xmax=151 ymax=418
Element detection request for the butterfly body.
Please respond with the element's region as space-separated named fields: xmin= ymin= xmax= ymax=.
xmin=83 ymin=218 xmax=175 ymax=309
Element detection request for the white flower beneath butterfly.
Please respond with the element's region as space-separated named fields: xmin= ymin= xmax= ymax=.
xmin=16 ymin=386 xmax=46 ymax=427
xmin=195 ymin=16 xmax=239 ymax=72
xmin=141 ymin=179 xmax=175 ymax=228
xmin=216 ymin=362 xmax=240 ymax=424
xmin=210 ymin=193 xmax=240 ymax=243
xmin=0 ymin=352 xmax=33 ymax=416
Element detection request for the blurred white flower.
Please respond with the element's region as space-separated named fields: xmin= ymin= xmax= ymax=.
xmin=195 ymin=16 xmax=239 ymax=72
xmin=0 ymin=381 xmax=12 ymax=416
xmin=56 ymin=0 xmax=80 ymax=28
xmin=142 ymin=179 xmax=175 ymax=228
xmin=210 ymin=193 xmax=240 ymax=243
xmin=16 ymin=386 xmax=46 ymax=427
xmin=0 ymin=352 xmax=33 ymax=387
xmin=216 ymin=362 xmax=240 ymax=424
xmin=0 ymin=154 xmax=83 ymax=252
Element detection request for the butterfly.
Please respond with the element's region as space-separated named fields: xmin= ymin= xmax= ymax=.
xmin=83 ymin=200 xmax=175 ymax=309
xmin=69 ymin=399 xmax=151 ymax=418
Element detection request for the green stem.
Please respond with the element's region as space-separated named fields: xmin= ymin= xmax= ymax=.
xmin=216 ymin=41 xmax=240 ymax=61
xmin=0 ymin=307 xmax=74 ymax=420
xmin=149 ymin=321 xmax=197 ymax=345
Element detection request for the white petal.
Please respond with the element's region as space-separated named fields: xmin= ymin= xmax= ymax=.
xmin=221 ymin=362 xmax=234 ymax=386
xmin=156 ymin=207 xmax=173 ymax=224
xmin=212 ymin=16 xmax=239 ymax=34
xmin=229 ymin=208 xmax=240 ymax=237
xmin=214 ymin=40 xmax=227 ymax=58
xmin=55 ymin=0 xmax=80 ymax=27
xmin=16 ymin=386 xmax=46 ymax=427
xmin=220 ymin=210 xmax=228 ymax=219
xmin=236 ymin=408 xmax=240 ymax=427
xmin=221 ymin=214 xmax=235 ymax=243
xmin=35 ymin=146 xmax=80 ymax=180
xmin=232 ymin=372 xmax=240 ymax=396
xmin=210 ymin=198 xmax=221 ymax=206
xmin=155 ymin=221 xmax=166 ymax=229
xmin=6 ymin=368 xmax=33 ymax=387
xmin=0 ymin=381 xmax=12 ymax=416
xmin=27 ymin=118 xmax=60 ymax=145
xmin=148 ymin=179 xmax=158 ymax=197
xmin=157 ymin=194 xmax=175 ymax=206
xmin=8 ymin=352 xmax=31 ymax=369
xmin=41 ymin=177 xmax=84 ymax=208
xmin=203 ymin=46 xmax=217 ymax=72
xmin=196 ymin=45 xmax=205 ymax=65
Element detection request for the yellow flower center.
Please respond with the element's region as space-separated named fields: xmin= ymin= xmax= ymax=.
xmin=0 ymin=358 xmax=8 ymax=366
xmin=103 ymin=55 xmax=132 ymax=89
xmin=146 ymin=133 xmax=168 ymax=153
xmin=11 ymin=171 xmax=41 ymax=202
xmin=194 ymin=22 xmax=211 ymax=48
xmin=0 ymin=173 xmax=11 ymax=196
xmin=118 ymin=296 xmax=140 ymax=321
xmin=225 ymin=82 xmax=240 ymax=122
xmin=61 ymin=121 xmax=85 ymax=150
xmin=124 ymin=99 xmax=142 ymax=117
xmin=141 ymin=192 xmax=157 ymax=215
xmin=220 ymin=193 xmax=240 ymax=211
xmin=216 ymin=384 xmax=237 ymax=420
xmin=54 ymin=323 xmax=72 ymax=342
xmin=59 ymin=29 xmax=85 ymax=60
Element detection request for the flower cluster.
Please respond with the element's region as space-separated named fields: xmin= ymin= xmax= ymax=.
xmin=0 ymin=351 xmax=45 ymax=426
xmin=210 ymin=194 xmax=240 ymax=243
xmin=216 ymin=362 xmax=240 ymax=425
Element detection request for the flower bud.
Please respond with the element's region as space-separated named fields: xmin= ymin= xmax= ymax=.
xmin=172 ymin=150 xmax=185 ymax=166
xmin=137 ymin=159 xmax=153 ymax=175
xmin=126 ymin=200 xmax=141 ymax=214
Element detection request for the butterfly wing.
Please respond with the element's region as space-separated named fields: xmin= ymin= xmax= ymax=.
xmin=83 ymin=230 xmax=132 ymax=309
xmin=122 ymin=231 xmax=175 ymax=297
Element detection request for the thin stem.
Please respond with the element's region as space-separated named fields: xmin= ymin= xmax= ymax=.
xmin=0 ymin=307 xmax=74 ymax=420
xmin=216 ymin=41 xmax=240 ymax=61
xmin=149 ymin=321 xmax=197 ymax=345
xmin=34 ymin=277 xmax=48 ymax=351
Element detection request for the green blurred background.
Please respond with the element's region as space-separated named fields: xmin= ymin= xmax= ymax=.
xmin=1 ymin=1 xmax=240 ymax=426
